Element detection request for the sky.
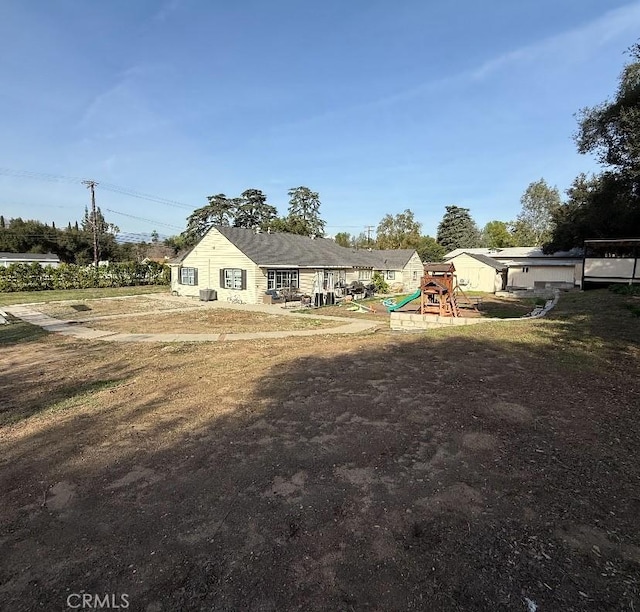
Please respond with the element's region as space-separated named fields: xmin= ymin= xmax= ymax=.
xmin=1 ymin=0 xmax=639 ymax=241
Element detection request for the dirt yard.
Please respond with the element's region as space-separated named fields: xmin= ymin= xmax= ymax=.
xmin=1 ymin=289 xmax=639 ymax=611
xmin=87 ymin=309 xmax=342 ymax=334
xmin=33 ymin=296 xmax=342 ymax=334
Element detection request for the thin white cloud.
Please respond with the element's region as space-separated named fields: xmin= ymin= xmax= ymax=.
xmin=472 ymin=2 xmax=640 ymax=80
xmin=153 ymin=0 xmax=182 ymax=23
xmin=267 ymin=2 xmax=640 ymax=135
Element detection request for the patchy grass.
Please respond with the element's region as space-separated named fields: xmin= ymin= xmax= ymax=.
xmin=0 ymin=378 xmax=124 ymax=427
xmin=477 ymin=295 xmax=538 ymax=318
xmin=0 ymin=319 xmax=49 ymax=346
xmin=0 ymin=285 xmax=169 ymax=306
xmin=1 ymin=288 xmax=640 ymax=610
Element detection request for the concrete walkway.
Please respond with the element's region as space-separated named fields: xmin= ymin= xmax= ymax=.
xmin=5 ymin=299 xmax=380 ymax=343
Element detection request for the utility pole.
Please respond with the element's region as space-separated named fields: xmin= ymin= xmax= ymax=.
xmin=365 ymin=225 xmax=375 ymax=247
xmin=82 ymin=180 xmax=99 ymax=266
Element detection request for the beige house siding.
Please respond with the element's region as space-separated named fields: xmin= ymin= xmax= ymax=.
xmin=345 ymin=268 xmax=373 ymax=284
xmin=448 ymin=253 xmax=502 ymax=293
xmin=508 ymin=265 xmax=577 ymax=288
xmin=401 ymin=252 xmax=424 ymax=291
xmin=171 ymin=228 xmax=261 ymax=303
xmin=171 ymin=231 xmax=423 ymax=303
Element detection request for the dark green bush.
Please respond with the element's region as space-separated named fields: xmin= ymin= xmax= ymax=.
xmin=0 ymin=262 xmax=170 ymax=293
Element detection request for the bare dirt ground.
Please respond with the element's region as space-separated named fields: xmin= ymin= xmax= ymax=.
xmin=308 ymin=294 xmax=536 ymax=322
xmin=1 ymin=289 xmax=639 ymax=611
xmin=35 ymin=296 xmax=193 ymax=320
xmin=89 ymin=309 xmax=342 ymax=334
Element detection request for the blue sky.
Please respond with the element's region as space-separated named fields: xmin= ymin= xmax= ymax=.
xmin=1 ymin=1 xmax=639 ymax=240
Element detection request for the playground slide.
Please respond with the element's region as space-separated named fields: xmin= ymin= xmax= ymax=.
xmin=387 ymin=289 xmax=422 ymax=312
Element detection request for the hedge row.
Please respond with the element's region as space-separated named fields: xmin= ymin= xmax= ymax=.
xmin=0 ymin=262 xmax=170 ymax=292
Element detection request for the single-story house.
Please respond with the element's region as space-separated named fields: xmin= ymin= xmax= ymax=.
xmin=444 ymin=252 xmax=507 ymax=293
xmin=170 ymin=226 xmax=423 ymax=303
xmin=444 ymin=247 xmax=583 ymax=290
xmin=582 ymin=238 xmax=640 ymax=287
xmin=0 ymin=252 xmax=60 ymax=268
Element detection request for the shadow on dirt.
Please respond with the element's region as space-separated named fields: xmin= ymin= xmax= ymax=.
xmin=1 ymin=294 xmax=639 ymax=611
xmin=0 ymin=320 xmax=49 ymax=347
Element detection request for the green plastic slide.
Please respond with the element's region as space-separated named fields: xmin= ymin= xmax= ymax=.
xmin=387 ymin=289 xmax=422 ymax=312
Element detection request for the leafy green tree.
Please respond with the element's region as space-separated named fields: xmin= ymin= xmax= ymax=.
xmin=0 ymin=218 xmax=60 ymax=254
xmin=482 ymin=220 xmax=515 ymax=248
xmin=548 ymin=43 xmax=640 ymax=249
xmin=416 ymin=235 xmax=446 ymax=262
xmin=164 ymin=234 xmax=192 ymax=254
xmin=80 ymin=206 xmax=120 ymax=262
xmin=436 ymin=206 xmax=481 ymax=252
xmin=575 ymin=43 xmax=640 ymax=177
xmin=515 ymin=179 xmax=561 ymax=246
xmin=334 ymin=232 xmax=352 ymax=247
xmin=183 ymin=193 xmax=236 ymax=243
xmin=547 ymin=172 xmax=635 ymax=251
xmin=375 ymin=209 xmax=421 ymax=249
xmin=234 ymin=189 xmax=277 ymax=229
xmin=286 ymin=186 xmax=325 ymax=236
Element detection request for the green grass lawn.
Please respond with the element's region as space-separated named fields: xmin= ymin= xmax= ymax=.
xmin=0 ymin=285 xmax=169 ymax=306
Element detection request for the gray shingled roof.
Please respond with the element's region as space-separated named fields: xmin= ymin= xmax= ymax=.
xmin=215 ymin=226 xmax=414 ymax=269
xmin=371 ymin=249 xmax=416 ymax=269
xmin=463 ymin=252 xmax=507 ymax=270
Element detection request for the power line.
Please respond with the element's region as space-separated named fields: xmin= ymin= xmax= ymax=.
xmin=0 ymin=167 xmax=194 ymax=211
xmin=82 ymin=180 xmax=99 ymax=266
xmin=103 ymin=208 xmax=184 ymax=230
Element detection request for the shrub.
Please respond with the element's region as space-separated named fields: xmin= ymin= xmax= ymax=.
xmin=372 ymin=271 xmax=390 ymax=294
xmin=609 ymin=284 xmax=640 ymax=296
xmin=0 ymin=262 xmax=170 ymax=292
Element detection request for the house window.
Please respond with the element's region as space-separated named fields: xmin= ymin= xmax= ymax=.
xmin=523 ymin=267 xmax=529 ymax=273
xmin=412 ymin=270 xmax=418 ymax=281
xmin=223 ymin=268 xmax=243 ymax=290
xmin=267 ymin=269 xmax=299 ymax=290
xmin=180 ymin=267 xmax=197 ymax=285
xmin=386 ymin=270 xmax=395 ymax=280
xmin=358 ymin=269 xmax=371 ymax=281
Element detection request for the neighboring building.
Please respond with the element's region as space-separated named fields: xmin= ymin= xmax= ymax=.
xmin=170 ymin=226 xmax=423 ymax=303
xmin=582 ymin=238 xmax=640 ymax=287
xmin=444 ymin=252 xmax=506 ymax=293
xmin=444 ymin=247 xmax=583 ymax=290
xmin=0 ymin=252 xmax=60 ymax=268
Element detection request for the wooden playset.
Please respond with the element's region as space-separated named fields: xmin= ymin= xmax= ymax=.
xmin=418 ymin=263 xmax=461 ymax=316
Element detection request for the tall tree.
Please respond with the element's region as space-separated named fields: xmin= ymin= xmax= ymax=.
xmin=482 ymin=220 xmax=515 ymax=248
xmin=575 ymin=42 xmax=640 ymax=178
xmin=234 ymin=189 xmax=277 ymax=229
xmin=416 ymin=235 xmax=445 ymax=262
xmin=515 ymin=179 xmax=561 ymax=246
xmin=436 ymin=206 xmax=481 ymax=252
xmin=183 ymin=194 xmax=236 ymax=243
xmin=375 ymin=209 xmax=422 ymax=249
xmin=548 ymin=42 xmax=640 ymax=249
xmin=286 ymin=186 xmax=325 ymax=236
xmin=334 ymin=232 xmax=352 ymax=248
xmin=80 ymin=206 xmax=120 ymax=262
